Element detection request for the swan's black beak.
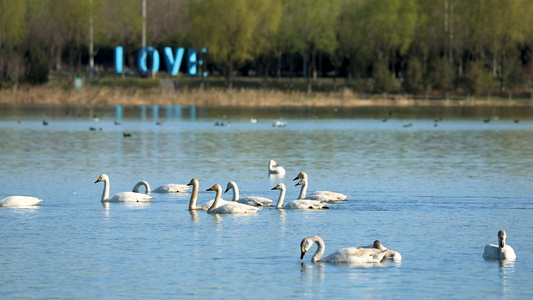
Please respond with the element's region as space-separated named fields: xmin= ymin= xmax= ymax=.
xmin=224 ymin=187 xmax=230 ymax=193
xmin=94 ymin=177 xmax=102 ymax=184
xmin=292 ymin=176 xmax=299 ymax=181
xmin=271 ymin=185 xmax=279 ymax=190
xmin=300 ymin=247 xmax=307 ymax=260
xmin=206 ymin=185 xmax=216 ymax=191
xmin=295 ymin=181 xmax=301 ymax=186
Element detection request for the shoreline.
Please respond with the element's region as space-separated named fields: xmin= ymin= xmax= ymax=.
xmin=1 ymin=86 xmax=532 ymax=107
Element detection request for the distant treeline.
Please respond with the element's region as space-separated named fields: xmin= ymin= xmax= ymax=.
xmin=1 ymin=0 xmax=533 ymax=96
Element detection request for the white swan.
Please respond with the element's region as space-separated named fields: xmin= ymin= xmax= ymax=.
xmin=294 ymin=171 xmax=348 ymax=202
xmin=186 ymin=178 xmax=209 ymax=211
xmin=151 ymin=182 xmax=190 ymax=193
xmin=361 ymin=240 xmax=402 ymax=261
xmin=0 ymin=196 xmax=42 ymax=207
xmin=483 ymin=229 xmax=516 ymax=261
xmin=95 ymin=174 xmax=154 ymax=202
xmin=205 ymin=184 xmax=260 ymax=214
xmin=225 ymin=181 xmax=273 ymax=206
xmin=268 ymin=160 xmax=286 ymax=176
xmin=300 ymin=235 xmax=387 ymax=264
xmin=132 ymin=181 xmax=151 ymax=194
xmin=271 ymin=183 xmax=329 ymax=209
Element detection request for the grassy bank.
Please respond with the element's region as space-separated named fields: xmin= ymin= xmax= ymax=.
xmin=2 ymin=86 xmax=533 ymax=107
xmin=1 ymin=74 xmax=533 ymax=107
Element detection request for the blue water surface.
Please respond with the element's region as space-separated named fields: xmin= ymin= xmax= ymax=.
xmin=1 ymin=106 xmax=532 ymax=299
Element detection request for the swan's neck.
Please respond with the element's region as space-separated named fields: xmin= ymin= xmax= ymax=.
xmin=311 ymin=236 xmax=325 ymax=263
xmin=133 ymin=181 xmax=151 ymax=194
xmin=499 ymin=236 xmax=506 ymax=249
xmin=208 ymin=187 xmax=223 ymax=213
xmin=231 ymin=183 xmax=239 ymax=201
xmin=276 ymin=186 xmax=286 ymax=209
xmin=101 ymin=177 xmax=110 ymax=202
xmin=268 ymin=161 xmax=274 ymax=171
xmin=188 ymin=181 xmax=199 ymax=211
xmin=297 ymin=179 xmax=308 ymax=199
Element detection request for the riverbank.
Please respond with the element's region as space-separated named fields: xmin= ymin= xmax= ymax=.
xmin=1 ymin=86 xmax=532 ymax=107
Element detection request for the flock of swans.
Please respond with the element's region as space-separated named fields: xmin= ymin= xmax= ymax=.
xmin=0 ymin=159 xmax=516 ymax=265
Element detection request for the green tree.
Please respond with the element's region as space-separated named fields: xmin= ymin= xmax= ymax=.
xmin=190 ymin=0 xmax=281 ymax=89
xmin=0 ymin=0 xmax=26 ymax=88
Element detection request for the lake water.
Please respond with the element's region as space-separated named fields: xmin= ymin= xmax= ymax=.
xmin=1 ymin=105 xmax=532 ymax=298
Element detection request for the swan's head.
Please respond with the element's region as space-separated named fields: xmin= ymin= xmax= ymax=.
xmin=271 ymin=183 xmax=286 ymax=191
xmin=94 ymin=174 xmax=108 ymax=184
xmin=206 ymin=184 xmax=222 ymax=192
xmin=373 ymin=240 xmax=383 ymax=249
xmin=498 ymin=230 xmax=507 ymax=248
xmin=224 ymin=181 xmax=236 ymax=193
xmin=187 ymin=178 xmax=198 ymax=187
xmin=300 ymin=236 xmax=318 ymax=260
xmin=293 ymin=171 xmax=307 ymax=181
xmin=269 ymin=160 xmax=277 ymax=167
xmin=295 ymin=179 xmax=306 ymax=187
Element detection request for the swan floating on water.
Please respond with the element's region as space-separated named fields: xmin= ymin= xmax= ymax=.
xmin=95 ymin=174 xmax=154 ymax=202
xmin=225 ymin=181 xmax=273 ymax=206
xmin=293 ymin=171 xmax=348 ymax=202
xmin=206 ymin=184 xmax=260 ymax=214
xmin=132 ymin=181 xmax=151 ymax=194
xmin=361 ymin=240 xmax=402 ymax=261
xmin=268 ymin=160 xmax=286 ymax=176
xmin=186 ymin=178 xmax=214 ymax=211
xmin=483 ymin=229 xmax=516 ymax=261
xmin=300 ymin=235 xmax=387 ymax=264
xmin=271 ymin=183 xmax=328 ymax=209
xmin=0 ymin=196 xmax=42 ymax=207
xmin=151 ymin=182 xmax=190 ymax=193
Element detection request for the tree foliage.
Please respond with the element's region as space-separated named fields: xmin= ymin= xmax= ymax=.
xmin=1 ymin=0 xmax=533 ymax=95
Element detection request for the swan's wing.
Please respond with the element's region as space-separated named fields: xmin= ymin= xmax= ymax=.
xmin=106 ymin=192 xmax=154 ymax=202
xmin=199 ymin=198 xmax=229 ymax=210
xmin=306 ymin=191 xmax=348 ymax=202
xmin=0 ymin=196 xmax=42 ymax=207
xmin=152 ymin=184 xmax=190 ymax=193
xmin=237 ymin=196 xmax=273 ymax=206
xmin=321 ymin=247 xmax=385 ymax=264
xmin=502 ymin=245 xmax=517 ymax=260
xmin=284 ymin=200 xmax=327 ymax=209
xmin=211 ymin=202 xmax=260 ymax=214
xmin=483 ymin=244 xmax=499 ymax=259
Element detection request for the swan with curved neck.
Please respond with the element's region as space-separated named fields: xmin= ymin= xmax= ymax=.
xmin=206 ymin=184 xmax=260 ymax=214
xmin=483 ymin=230 xmax=516 ymax=261
xmin=225 ymin=181 xmax=273 ymax=206
xmin=294 ymin=171 xmax=348 ymax=202
xmin=268 ymin=160 xmax=286 ymax=176
xmin=0 ymin=196 xmax=42 ymax=207
xmin=271 ymin=183 xmax=328 ymax=209
xmin=132 ymin=181 xmax=151 ymax=194
xmin=95 ymin=174 xmax=154 ymax=202
xmin=300 ymin=235 xmax=387 ymax=264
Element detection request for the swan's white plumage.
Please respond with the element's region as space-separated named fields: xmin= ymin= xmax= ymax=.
xmin=225 ymin=181 xmax=273 ymax=206
xmin=361 ymin=240 xmax=402 ymax=261
xmin=206 ymin=184 xmax=260 ymax=214
xmin=0 ymin=196 xmax=42 ymax=207
xmin=271 ymin=183 xmax=328 ymax=210
xmin=186 ymin=178 xmax=215 ymax=211
xmin=268 ymin=160 xmax=286 ymax=176
xmin=151 ymin=183 xmax=190 ymax=193
xmin=95 ymin=174 xmax=154 ymax=202
xmin=483 ymin=230 xmax=516 ymax=261
xmin=300 ymin=235 xmax=387 ymax=264
xmin=294 ymin=172 xmax=348 ymax=203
